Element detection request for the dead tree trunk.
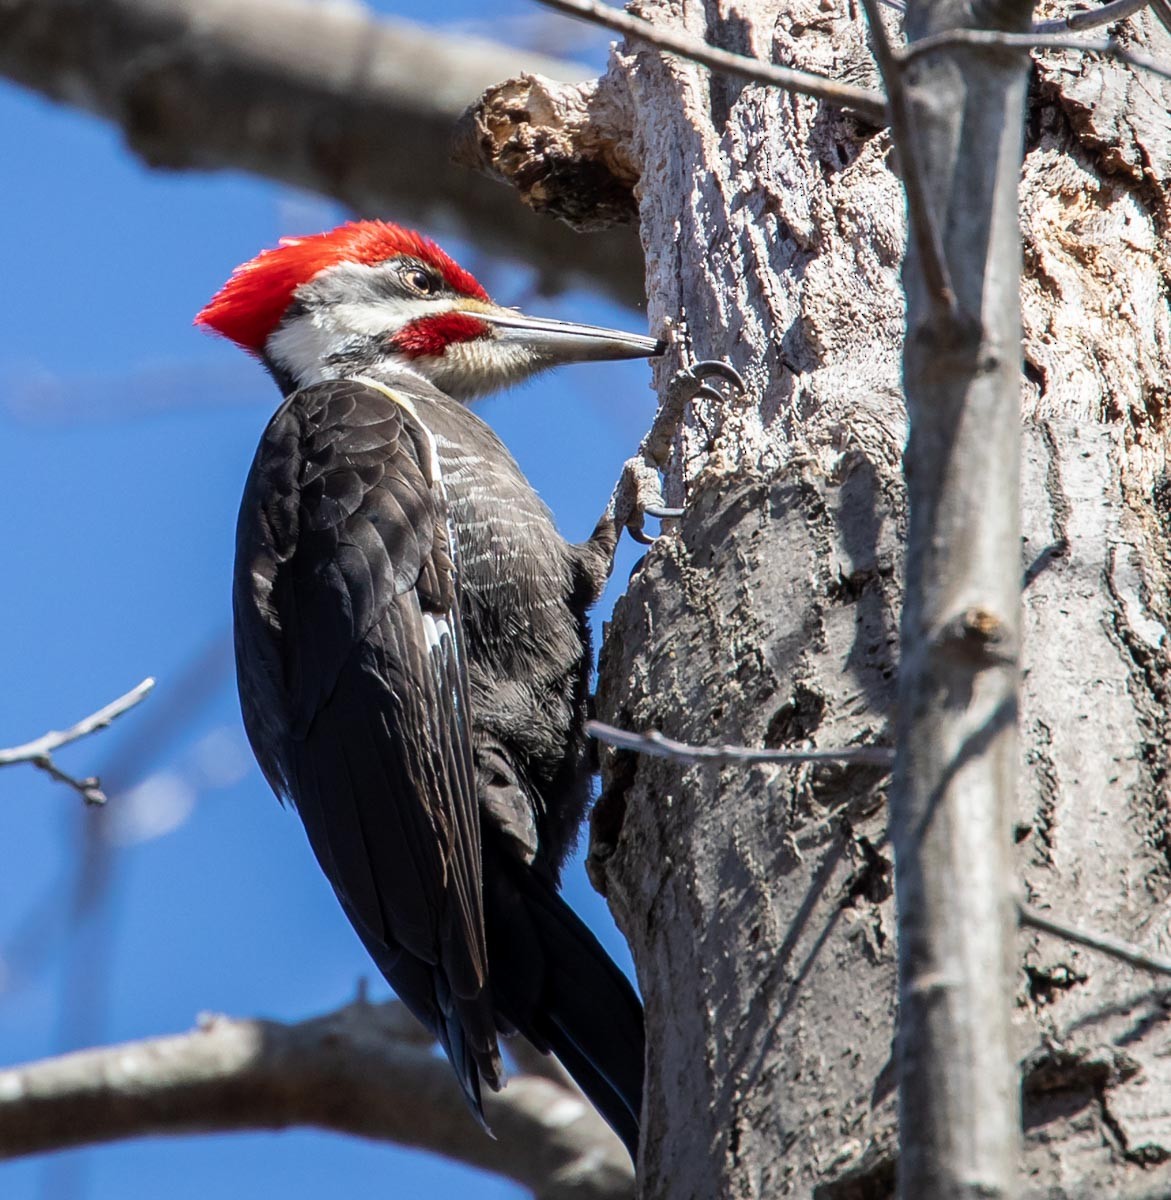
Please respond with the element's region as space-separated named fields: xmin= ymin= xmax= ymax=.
xmin=465 ymin=2 xmax=1171 ymax=1196
xmin=591 ymin=10 xmax=906 ymax=1190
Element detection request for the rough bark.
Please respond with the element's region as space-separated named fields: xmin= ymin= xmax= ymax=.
xmin=2 ymin=0 xmax=1168 ymax=1195
xmin=592 ymin=8 xmax=906 ymax=1194
xmin=0 ymin=0 xmax=644 ymax=304
xmin=454 ymin=72 xmax=642 ymax=231
xmin=479 ymin=4 xmax=1171 ymax=1198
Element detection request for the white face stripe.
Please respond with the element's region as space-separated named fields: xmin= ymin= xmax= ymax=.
xmin=267 ymin=296 xmax=460 ymax=389
xmin=261 ymin=258 xmax=550 ymax=401
xmin=264 ymin=257 xmax=474 ymax=390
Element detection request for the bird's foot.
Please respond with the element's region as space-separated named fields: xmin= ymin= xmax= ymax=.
xmin=661 ymin=309 xmax=745 ymax=408
xmin=673 ymin=358 xmax=746 ymax=407
xmin=611 ymin=321 xmax=745 ymax=545
xmin=641 ymin=356 xmax=745 ymax=471
xmin=608 ymin=457 xmax=681 ymax=546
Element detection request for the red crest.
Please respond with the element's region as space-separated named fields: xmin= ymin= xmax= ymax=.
xmin=195 ymin=220 xmax=489 ymax=353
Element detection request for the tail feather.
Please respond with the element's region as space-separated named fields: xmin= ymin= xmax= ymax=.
xmin=536 ymin=1011 xmax=641 ymax=1158
xmin=484 ymin=855 xmax=645 ymax=1159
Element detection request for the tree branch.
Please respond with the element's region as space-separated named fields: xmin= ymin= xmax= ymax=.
xmin=858 ymin=0 xmax=957 ymax=319
xmin=587 ymin=721 xmax=894 ymax=768
xmin=0 ymin=998 xmax=633 ymax=1200
xmin=0 ymin=0 xmax=644 ymax=306
xmin=889 ymin=0 xmax=1031 ymax=1191
xmin=534 ymin=0 xmax=888 ymax=124
xmin=1033 ymin=0 xmax=1153 ymax=34
xmin=902 ymin=28 xmax=1171 ymax=82
xmin=1019 ymin=904 xmax=1171 ymax=978
xmin=0 ymin=678 xmax=155 ymax=804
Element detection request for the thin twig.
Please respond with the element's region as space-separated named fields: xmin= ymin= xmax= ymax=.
xmin=1034 ymin=0 xmax=1152 ymax=34
xmin=1019 ymin=903 xmax=1171 ymax=978
xmin=857 ymin=0 xmax=958 ymax=318
xmin=587 ymin=721 xmax=894 ymax=768
xmin=32 ymin=759 xmax=106 ymax=806
xmin=536 ymin=0 xmax=888 ymax=124
xmin=0 ymin=678 xmax=156 ymax=804
xmin=902 ymin=28 xmax=1171 ymax=81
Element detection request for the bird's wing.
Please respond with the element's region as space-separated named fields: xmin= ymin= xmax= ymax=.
xmin=235 ymin=377 xmax=497 ymax=1088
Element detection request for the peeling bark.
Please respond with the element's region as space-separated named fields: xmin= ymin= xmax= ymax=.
xmin=454 ymin=72 xmax=640 ymax=229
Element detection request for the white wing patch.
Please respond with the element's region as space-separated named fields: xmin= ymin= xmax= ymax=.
xmin=422 ymin=612 xmax=453 ymax=651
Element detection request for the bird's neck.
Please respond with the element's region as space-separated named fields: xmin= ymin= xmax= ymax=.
xmin=268 ymin=351 xmax=436 ymax=401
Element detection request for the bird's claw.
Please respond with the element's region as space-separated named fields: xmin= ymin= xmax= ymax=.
xmin=665 ymin=357 xmax=745 ymax=412
xmin=688 ymin=359 xmax=746 ymax=394
xmin=609 ymin=458 xmax=682 ymax=545
xmin=613 ymin=322 xmax=742 ymax=544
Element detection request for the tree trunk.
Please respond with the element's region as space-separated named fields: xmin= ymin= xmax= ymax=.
xmin=579 ymin=4 xmax=1171 ymax=1197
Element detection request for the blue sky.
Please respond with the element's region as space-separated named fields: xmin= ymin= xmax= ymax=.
xmin=0 ymin=5 xmax=653 ymax=1197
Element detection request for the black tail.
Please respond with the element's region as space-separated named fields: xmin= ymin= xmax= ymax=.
xmin=483 ymin=852 xmax=645 ymax=1160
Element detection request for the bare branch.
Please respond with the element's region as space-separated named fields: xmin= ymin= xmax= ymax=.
xmin=0 ymin=679 xmax=155 ymax=805
xmin=889 ymin=0 xmax=1030 ymax=1190
xmin=1019 ymin=904 xmax=1171 ymax=979
xmin=0 ymin=998 xmax=633 ymax=1200
xmin=858 ymin=0 xmax=957 ymax=318
xmin=1033 ymin=0 xmax=1152 ymax=34
xmin=587 ymin=721 xmax=894 ymax=768
xmin=902 ymin=28 xmax=1171 ymax=80
xmin=535 ymin=0 xmax=888 ymax=124
xmin=0 ymin=0 xmax=644 ymax=306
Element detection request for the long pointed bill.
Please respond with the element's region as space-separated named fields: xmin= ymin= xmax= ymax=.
xmin=476 ymin=309 xmax=665 ymax=365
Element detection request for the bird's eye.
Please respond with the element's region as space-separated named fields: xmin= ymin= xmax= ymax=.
xmin=402 ymin=267 xmax=436 ymax=295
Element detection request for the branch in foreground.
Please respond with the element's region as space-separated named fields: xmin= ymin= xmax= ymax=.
xmin=1033 ymin=0 xmax=1153 ymax=34
xmin=888 ymin=0 xmax=1031 ymax=1188
xmin=0 ymin=678 xmax=155 ymax=804
xmin=0 ymin=0 xmax=644 ymax=306
xmin=587 ymin=721 xmax=894 ymax=768
xmin=901 ymin=28 xmax=1171 ymax=81
xmin=858 ymin=0 xmax=957 ymax=318
xmin=0 ymin=998 xmax=633 ymax=1200
xmin=536 ymin=0 xmax=888 ymax=124
xmin=1019 ymin=904 xmax=1171 ymax=978
xmin=1155 ymin=0 xmax=1171 ymax=37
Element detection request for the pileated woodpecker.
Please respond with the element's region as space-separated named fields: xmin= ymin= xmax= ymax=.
xmin=197 ymin=221 xmax=660 ymax=1157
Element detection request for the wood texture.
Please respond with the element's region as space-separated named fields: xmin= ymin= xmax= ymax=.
xmin=567 ymin=3 xmax=1171 ymax=1196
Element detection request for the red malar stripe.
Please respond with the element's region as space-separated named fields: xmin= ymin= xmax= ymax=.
xmin=392 ymin=313 xmax=490 ymax=358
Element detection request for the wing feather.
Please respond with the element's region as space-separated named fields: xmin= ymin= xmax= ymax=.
xmin=234 ymin=377 xmax=499 ymax=1092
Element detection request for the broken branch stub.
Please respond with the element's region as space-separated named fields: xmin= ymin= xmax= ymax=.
xmin=455 ymin=74 xmax=639 ymax=231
